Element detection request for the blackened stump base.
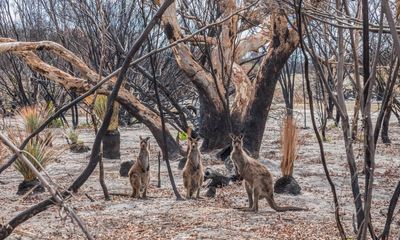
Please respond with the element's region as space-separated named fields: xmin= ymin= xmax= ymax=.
xmin=17 ymin=179 xmax=45 ymax=195
xmin=102 ymin=130 xmax=120 ymax=159
xmin=274 ymin=175 xmax=301 ymax=195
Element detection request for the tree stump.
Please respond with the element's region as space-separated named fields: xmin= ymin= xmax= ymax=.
xmin=103 ymin=130 xmax=120 ymax=159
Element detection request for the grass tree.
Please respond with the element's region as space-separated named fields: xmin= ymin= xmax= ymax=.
xmin=12 ymin=104 xmax=55 ymax=195
xmin=274 ymin=115 xmax=301 ymax=195
xmin=92 ymin=94 xmax=121 ymax=159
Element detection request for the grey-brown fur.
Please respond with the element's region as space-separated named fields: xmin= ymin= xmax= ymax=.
xmin=182 ymin=137 xmax=204 ymax=199
xmin=128 ymin=136 xmax=151 ymax=198
xmin=230 ymin=134 xmax=306 ymax=212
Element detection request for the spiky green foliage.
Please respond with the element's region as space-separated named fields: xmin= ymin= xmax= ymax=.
xmin=14 ymin=137 xmax=53 ymax=181
xmin=46 ymin=102 xmax=63 ymax=128
xmin=19 ymin=105 xmax=44 ymax=134
xmin=68 ymin=129 xmax=84 ymax=145
xmin=93 ymin=95 xmax=119 ymax=131
xmin=178 ymin=131 xmax=188 ymax=141
xmin=68 ymin=130 xmax=79 ymax=144
xmin=13 ymin=104 xmax=55 ymax=181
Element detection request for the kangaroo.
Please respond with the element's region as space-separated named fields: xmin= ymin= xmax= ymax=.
xmin=229 ymin=134 xmax=306 ymax=212
xmin=129 ymin=136 xmax=151 ymax=199
xmin=182 ymin=137 xmax=204 ymax=199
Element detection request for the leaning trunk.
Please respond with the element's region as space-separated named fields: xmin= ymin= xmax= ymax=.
xmin=243 ymin=18 xmax=299 ymax=157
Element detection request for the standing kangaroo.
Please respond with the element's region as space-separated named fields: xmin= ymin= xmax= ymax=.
xmin=183 ymin=137 xmax=204 ymax=199
xmin=129 ymin=136 xmax=151 ymax=199
xmin=230 ymin=134 xmax=305 ymax=212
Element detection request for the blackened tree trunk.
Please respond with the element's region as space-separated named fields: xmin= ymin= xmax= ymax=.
xmin=327 ymin=95 xmax=335 ymax=119
xmin=381 ymin=102 xmax=392 ymax=144
xmin=198 ymin=94 xmax=230 ymax=151
xmin=71 ymin=92 xmax=79 ymax=129
xmin=102 ymin=130 xmax=121 ymax=159
xmin=243 ymin=16 xmax=299 ymax=157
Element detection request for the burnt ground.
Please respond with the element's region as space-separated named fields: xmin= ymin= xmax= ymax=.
xmin=1 ymin=105 xmax=400 ymax=239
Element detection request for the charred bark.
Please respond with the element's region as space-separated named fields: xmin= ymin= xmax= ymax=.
xmin=381 ymin=103 xmax=392 ymax=144
xmin=243 ymin=13 xmax=299 ymax=157
xmin=198 ymin=94 xmax=230 ymax=151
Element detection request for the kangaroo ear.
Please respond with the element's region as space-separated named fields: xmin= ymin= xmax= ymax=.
xmin=139 ymin=136 xmax=143 ymax=141
xmin=145 ymin=137 xmax=150 ymax=141
xmin=229 ymin=133 xmax=235 ymax=140
xmin=239 ymin=134 xmax=244 ymax=140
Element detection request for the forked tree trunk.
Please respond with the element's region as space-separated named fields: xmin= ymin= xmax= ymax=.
xmin=173 ymin=10 xmax=299 ymax=157
xmin=160 ymin=2 xmax=299 ymax=157
xmin=198 ymin=35 xmax=297 ymax=156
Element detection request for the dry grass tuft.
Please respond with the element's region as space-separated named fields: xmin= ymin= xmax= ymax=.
xmin=280 ymin=115 xmax=299 ymax=176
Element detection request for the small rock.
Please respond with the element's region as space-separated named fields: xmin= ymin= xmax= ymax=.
xmin=178 ymin=157 xmax=186 ymax=170
xmin=274 ymin=175 xmax=301 ymax=195
xmin=120 ymin=160 xmax=134 ymax=177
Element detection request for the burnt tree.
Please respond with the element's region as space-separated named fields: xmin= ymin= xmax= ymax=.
xmin=160 ymin=1 xmax=299 ymax=157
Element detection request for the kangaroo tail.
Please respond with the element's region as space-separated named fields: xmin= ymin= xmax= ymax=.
xmin=266 ymin=195 xmax=307 ymax=212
